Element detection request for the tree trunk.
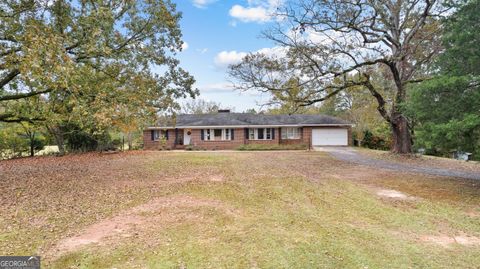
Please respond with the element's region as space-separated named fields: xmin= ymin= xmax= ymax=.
xmin=127 ymin=132 xmax=133 ymax=150
xmin=47 ymin=125 xmax=66 ymax=156
xmin=388 ymin=61 xmax=413 ymax=154
xmin=390 ymin=115 xmax=412 ymax=154
xmin=30 ymin=142 xmax=34 ymax=157
xmin=56 ymin=132 xmax=65 ymax=155
xmin=29 ymin=132 xmax=35 ymax=157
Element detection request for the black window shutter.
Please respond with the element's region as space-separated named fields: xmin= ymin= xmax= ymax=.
xmin=201 ymin=129 xmax=204 ymax=140
xmin=151 ymin=130 xmax=154 ymax=141
xmin=244 ymin=128 xmax=248 ymax=139
xmin=272 ymin=128 xmax=275 ymax=140
xmin=231 ymin=129 xmax=234 ymax=140
xmin=165 ymin=130 xmax=169 ymax=140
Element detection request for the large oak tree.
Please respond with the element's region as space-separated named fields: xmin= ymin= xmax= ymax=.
xmin=0 ymin=0 xmax=196 ymax=123
xmin=229 ymin=0 xmax=448 ymax=153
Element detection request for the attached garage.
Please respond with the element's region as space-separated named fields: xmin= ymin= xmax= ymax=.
xmin=312 ymin=128 xmax=348 ymax=146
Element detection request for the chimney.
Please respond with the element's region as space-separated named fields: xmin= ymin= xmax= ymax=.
xmin=218 ymin=109 xmax=230 ymax=113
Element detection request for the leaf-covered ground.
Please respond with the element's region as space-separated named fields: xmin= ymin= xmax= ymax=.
xmin=0 ymin=151 xmax=479 ymax=268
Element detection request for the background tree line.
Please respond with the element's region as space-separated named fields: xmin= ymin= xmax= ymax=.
xmin=1 ymin=0 xmax=478 ymax=160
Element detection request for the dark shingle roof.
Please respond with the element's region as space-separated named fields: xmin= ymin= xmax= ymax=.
xmin=159 ymin=113 xmax=350 ymax=127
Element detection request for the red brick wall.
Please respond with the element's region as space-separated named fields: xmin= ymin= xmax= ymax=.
xmin=347 ymin=126 xmax=352 ymax=146
xmin=278 ymin=126 xmax=351 ymax=148
xmin=143 ymin=130 xmax=176 ymax=150
xmin=278 ymin=127 xmax=310 ymax=146
xmin=188 ymin=128 xmax=245 ymax=150
xmin=245 ymin=128 xmax=280 ymax=145
xmin=303 ymin=127 xmax=313 ymax=148
xmin=143 ymin=126 xmax=352 ymax=150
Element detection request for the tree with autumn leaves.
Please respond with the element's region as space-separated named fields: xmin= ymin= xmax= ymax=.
xmin=229 ymin=0 xmax=448 ymax=154
xmin=0 ymin=0 xmax=196 ymax=154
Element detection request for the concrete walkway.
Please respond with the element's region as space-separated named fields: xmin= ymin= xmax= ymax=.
xmin=315 ymin=147 xmax=480 ymax=180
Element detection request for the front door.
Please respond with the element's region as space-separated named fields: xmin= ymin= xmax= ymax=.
xmin=176 ymin=130 xmax=184 ymax=145
xmin=184 ymin=129 xmax=192 ymax=145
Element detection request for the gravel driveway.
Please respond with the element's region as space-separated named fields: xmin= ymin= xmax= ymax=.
xmin=315 ymin=147 xmax=480 ymax=180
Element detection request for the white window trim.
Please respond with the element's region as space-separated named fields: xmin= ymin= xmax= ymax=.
xmin=249 ymin=128 xmax=255 ymax=140
xmin=248 ymin=128 xmax=273 ymax=140
xmin=204 ymin=129 xmax=233 ymax=141
xmin=153 ymin=130 xmax=161 ymax=141
xmin=281 ymin=127 xmax=301 ymax=139
xmin=225 ymin=129 xmax=230 ymax=140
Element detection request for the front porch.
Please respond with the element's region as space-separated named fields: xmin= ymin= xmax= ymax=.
xmin=172 ymin=128 xmax=192 ymax=149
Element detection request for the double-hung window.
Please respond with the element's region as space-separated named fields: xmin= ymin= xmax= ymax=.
xmin=205 ymin=129 xmax=211 ymax=140
xmin=225 ymin=129 xmax=231 ymax=140
xmin=249 ymin=129 xmax=255 ymax=140
xmin=248 ymin=128 xmax=274 ymax=140
xmin=214 ymin=129 xmax=222 ymax=140
xmin=281 ymin=127 xmax=301 ymax=139
xmin=202 ymin=129 xmax=234 ymax=141
xmin=153 ymin=130 xmax=161 ymax=141
xmin=258 ymin=128 xmax=264 ymax=139
xmin=153 ymin=130 xmax=169 ymax=141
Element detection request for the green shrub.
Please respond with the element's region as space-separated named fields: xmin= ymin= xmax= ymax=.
xmin=361 ymin=130 xmax=390 ymax=150
xmin=236 ymin=143 xmax=308 ymax=151
xmin=185 ymin=145 xmax=206 ymax=151
xmin=63 ymin=124 xmax=119 ymax=152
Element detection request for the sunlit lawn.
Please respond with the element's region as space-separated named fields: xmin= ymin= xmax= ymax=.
xmin=0 ymin=151 xmax=479 ymax=268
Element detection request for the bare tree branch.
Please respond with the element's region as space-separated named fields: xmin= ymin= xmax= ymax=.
xmin=0 ymin=88 xmax=52 ymax=101
xmin=0 ymin=69 xmax=20 ymax=89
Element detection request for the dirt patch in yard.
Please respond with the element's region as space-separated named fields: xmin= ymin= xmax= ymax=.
xmin=209 ymin=175 xmax=225 ymax=182
xmin=47 ymin=195 xmax=237 ymax=259
xmin=420 ymin=233 xmax=480 ymax=248
xmin=466 ymin=210 xmax=480 ymax=218
xmin=376 ymin=189 xmax=416 ymax=200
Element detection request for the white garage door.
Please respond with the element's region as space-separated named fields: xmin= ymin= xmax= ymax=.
xmin=312 ymin=128 xmax=348 ymax=146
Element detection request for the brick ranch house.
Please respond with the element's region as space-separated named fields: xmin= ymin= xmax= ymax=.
xmin=143 ymin=111 xmax=352 ymax=150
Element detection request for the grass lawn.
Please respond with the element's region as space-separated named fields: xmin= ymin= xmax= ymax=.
xmin=1 ymin=151 xmax=479 ymax=268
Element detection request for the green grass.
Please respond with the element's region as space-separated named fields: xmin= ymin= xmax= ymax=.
xmin=52 ymin=177 xmax=480 ymax=268
xmin=1 ymin=151 xmax=479 ymax=268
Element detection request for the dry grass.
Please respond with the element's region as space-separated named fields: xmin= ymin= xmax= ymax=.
xmin=1 ymin=151 xmax=479 ymax=268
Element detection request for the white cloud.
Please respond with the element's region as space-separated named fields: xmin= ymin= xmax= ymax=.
xmin=214 ymin=46 xmax=287 ymax=68
xmin=196 ymin=48 xmax=209 ymax=54
xmin=255 ymin=46 xmax=287 ymax=58
xmin=229 ymin=5 xmax=270 ymax=23
xmin=214 ymin=50 xmax=248 ymax=68
xmin=181 ymin=42 xmax=189 ymax=51
xmin=229 ymin=0 xmax=282 ymax=23
xmin=199 ymin=82 xmax=235 ymax=93
xmin=192 ymin=0 xmax=217 ymax=8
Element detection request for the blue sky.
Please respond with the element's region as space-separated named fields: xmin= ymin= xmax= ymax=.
xmin=171 ymin=0 xmax=282 ymax=112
